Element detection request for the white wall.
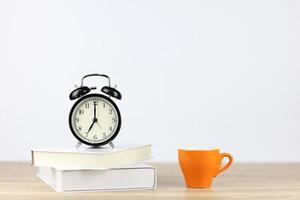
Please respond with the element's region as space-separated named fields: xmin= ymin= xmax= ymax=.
xmin=1 ymin=0 xmax=300 ymax=162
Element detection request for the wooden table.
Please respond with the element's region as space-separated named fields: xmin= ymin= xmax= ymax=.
xmin=0 ymin=162 xmax=300 ymax=200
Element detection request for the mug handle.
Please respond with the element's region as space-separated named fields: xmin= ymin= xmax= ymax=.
xmin=218 ymin=153 xmax=233 ymax=174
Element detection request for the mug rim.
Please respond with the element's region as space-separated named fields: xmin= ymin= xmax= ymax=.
xmin=178 ymin=147 xmax=220 ymax=151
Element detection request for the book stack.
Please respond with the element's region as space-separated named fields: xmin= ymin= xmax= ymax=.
xmin=31 ymin=144 xmax=156 ymax=192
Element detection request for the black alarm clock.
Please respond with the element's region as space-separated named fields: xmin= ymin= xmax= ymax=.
xmin=68 ymin=74 xmax=122 ymax=148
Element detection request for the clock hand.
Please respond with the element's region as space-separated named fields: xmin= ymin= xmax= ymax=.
xmin=87 ymin=101 xmax=98 ymax=135
xmin=94 ymin=101 xmax=97 ymax=120
xmin=96 ymin=122 xmax=102 ymax=129
xmin=87 ymin=121 xmax=95 ymax=133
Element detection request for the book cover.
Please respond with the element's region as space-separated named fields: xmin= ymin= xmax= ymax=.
xmin=31 ymin=144 xmax=152 ymax=169
xmin=37 ymin=163 xmax=157 ymax=192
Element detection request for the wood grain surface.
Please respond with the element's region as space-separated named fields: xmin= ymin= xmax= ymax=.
xmin=0 ymin=162 xmax=300 ymax=200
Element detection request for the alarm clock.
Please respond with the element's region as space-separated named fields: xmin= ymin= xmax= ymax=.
xmin=68 ymin=74 xmax=122 ymax=148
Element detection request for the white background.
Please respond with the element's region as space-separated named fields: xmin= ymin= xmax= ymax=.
xmin=0 ymin=0 xmax=300 ymax=161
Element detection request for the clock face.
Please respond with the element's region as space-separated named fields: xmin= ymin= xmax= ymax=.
xmin=69 ymin=94 xmax=121 ymax=146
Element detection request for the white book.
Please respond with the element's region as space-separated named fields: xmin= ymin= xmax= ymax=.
xmin=37 ymin=164 xmax=157 ymax=192
xmin=31 ymin=144 xmax=152 ymax=169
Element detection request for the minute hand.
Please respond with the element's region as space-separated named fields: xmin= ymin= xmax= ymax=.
xmin=94 ymin=101 xmax=97 ymax=119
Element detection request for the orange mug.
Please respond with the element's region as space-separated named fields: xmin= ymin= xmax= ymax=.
xmin=178 ymin=148 xmax=233 ymax=188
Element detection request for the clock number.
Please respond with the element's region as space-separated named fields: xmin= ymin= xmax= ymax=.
xmin=94 ymin=100 xmax=98 ymax=105
xmin=112 ymin=118 xmax=116 ymax=123
xmin=109 ymin=109 xmax=113 ymax=114
xmin=85 ymin=103 xmax=89 ymax=109
xmin=103 ymin=103 xmax=105 ymax=108
xmin=79 ymin=109 xmax=84 ymax=115
xmin=93 ymin=135 xmax=97 ymax=140
xmin=109 ymin=126 xmax=112 ymax=131
xmin=103 ymin=133 xmax=106 ymax=138
xmin=75 ymin=118 xmax=79 ymax=122
xmin=78 ymin=126 xmax=82 ymax=131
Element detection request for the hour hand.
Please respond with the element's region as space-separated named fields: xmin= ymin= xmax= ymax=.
xmin=87 ymin=121 xmax=95 ymax=133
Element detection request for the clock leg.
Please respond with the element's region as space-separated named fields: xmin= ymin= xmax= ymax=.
xmin=108 ymin=141 xmax=115 ymax=148
xmin=76 ymin=141 xmax=82 ymax=149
